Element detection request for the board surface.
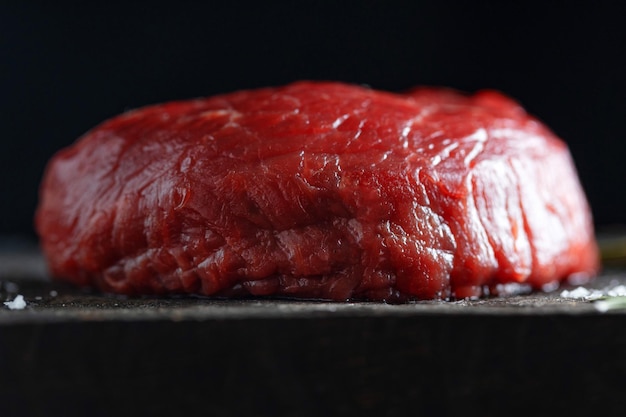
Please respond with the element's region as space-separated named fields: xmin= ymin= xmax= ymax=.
xmin=1 ymin=246 xmax=624 ymax=417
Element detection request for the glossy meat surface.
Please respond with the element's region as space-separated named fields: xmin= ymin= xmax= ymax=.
xmin=36 ymin=82 xmax=599 ymax=301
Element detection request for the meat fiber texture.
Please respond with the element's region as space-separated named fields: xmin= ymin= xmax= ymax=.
xmin=36 ymin=82 xmax=599 ymax=301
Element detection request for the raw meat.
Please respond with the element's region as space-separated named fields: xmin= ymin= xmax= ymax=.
xmin=35 ymin=82 xmax=599 ymax=301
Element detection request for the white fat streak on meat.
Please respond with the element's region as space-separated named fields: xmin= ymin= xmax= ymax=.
xmin=430 ymin=142 xmax=460 ymax=167
xmin=430 ymin=128 xmax=488 ymax=168
xmin=399 ymin=106 xmax=437 ymax=149
xmin=331 ymin=114 xmax=350 ymax=129
xmin=462 ymin=128 xmax=487 ymax=167
xmin=353 ymin=119 xmax=367 ymax=140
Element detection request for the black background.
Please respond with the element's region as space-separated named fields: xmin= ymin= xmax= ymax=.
xmin=2 ymin=1 xmax=625 ymax=238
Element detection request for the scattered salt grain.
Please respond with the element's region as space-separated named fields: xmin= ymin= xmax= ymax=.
xmin=4 ymin=294 xmax=26 ymax=310
xmin=559 ymin=287 xmax=604 ymax=300
xmin=561 ymin=283 xmax=626 ymax=302
xmin=606 ymin=285 xmax=626 ymax=297
xmin=49 ymin=290 xmax=58 ymax=297
xmin=560 ymin=283 xmax=626 ymax=312
xmin=594 ymin=301 xmax=610 ymax=313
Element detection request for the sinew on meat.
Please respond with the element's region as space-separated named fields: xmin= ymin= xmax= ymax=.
xmin=35 ymin=82 xmax=599 ymax=301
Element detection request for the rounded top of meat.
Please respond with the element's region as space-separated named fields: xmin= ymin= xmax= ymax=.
xmin=36 ymin=81 xmax=599 ymax=301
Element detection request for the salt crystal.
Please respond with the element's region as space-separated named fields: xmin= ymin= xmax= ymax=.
xmin=560 ymin=287 xmax=591 ymax=298
xmin=559 ymin=287 xmax=604 ymax=300
xmin=561 ymin=283 xmax=626 ymax=301
xmin=4 ymin=294 xmax=26 ymax=310
xmin=586 ymin=291 xmax=605 ymax=300
xmin=594 ymin=301 xmax=610 ymax=313
xmin=607 ymin=285 xmax=626 ymax=297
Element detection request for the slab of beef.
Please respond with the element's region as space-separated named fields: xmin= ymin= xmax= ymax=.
xmin=36 ymin=82 xmax=599 ymax=301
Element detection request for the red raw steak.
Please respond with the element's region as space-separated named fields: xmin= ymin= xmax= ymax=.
xmin=36 ymin=82 xmax=599 ymax=301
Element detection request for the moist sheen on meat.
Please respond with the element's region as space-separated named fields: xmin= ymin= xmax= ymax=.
xmin=35 ymin=81 xmax=599 ymax=301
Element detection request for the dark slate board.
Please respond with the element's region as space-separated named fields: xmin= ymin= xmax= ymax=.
xmin=0 ymin=247 xmax=625 ymax=417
